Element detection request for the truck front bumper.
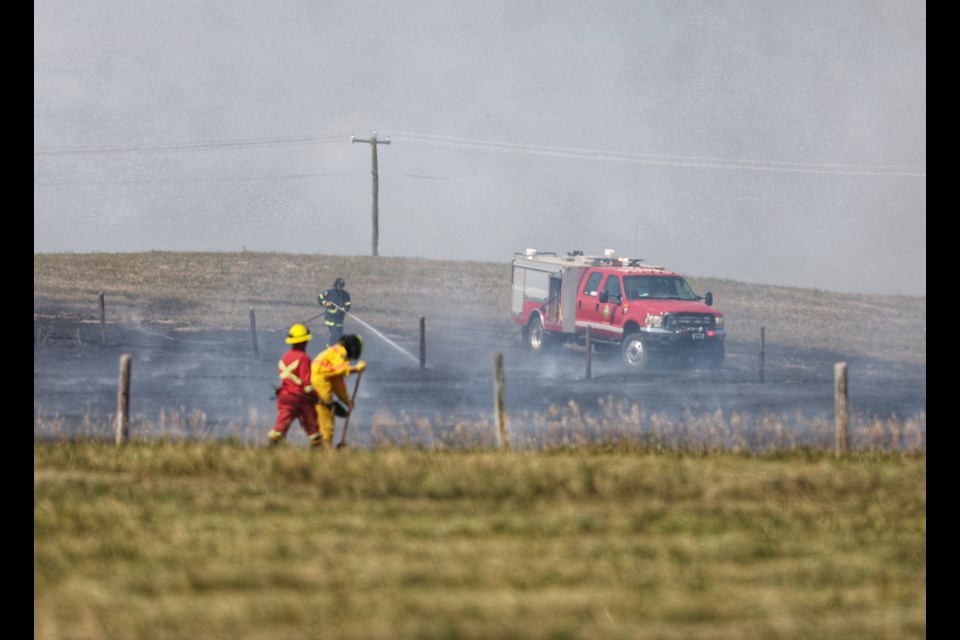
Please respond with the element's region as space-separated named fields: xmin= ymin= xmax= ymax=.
xmin=640 ymin=327 xmax=725 ymax=354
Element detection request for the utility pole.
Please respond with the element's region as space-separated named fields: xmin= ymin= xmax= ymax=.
xmin=351 ymin=130 xmax=390 ymax=256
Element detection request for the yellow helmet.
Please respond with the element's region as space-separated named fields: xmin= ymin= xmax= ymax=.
xmin=285 ymin=323 xmax=312 ymax=344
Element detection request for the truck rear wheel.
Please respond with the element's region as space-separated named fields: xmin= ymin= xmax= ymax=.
xmin=526 ymin=315 xmax=552 ymax=354
xmin=621 ymin=332 xmax=650 ymax=370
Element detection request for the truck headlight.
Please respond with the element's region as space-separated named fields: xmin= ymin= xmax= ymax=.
xmin=645 ymin=314 xmax=663 ymax=328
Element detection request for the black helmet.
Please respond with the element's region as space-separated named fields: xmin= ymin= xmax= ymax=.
xmin=334 ymin=277 xmax=345 ymax=289
xmin=340 ymin=334 xmax=363 ymax=360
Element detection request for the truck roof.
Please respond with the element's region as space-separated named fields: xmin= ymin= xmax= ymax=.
xmin=513 ymin=249 xmax=675 ymax=275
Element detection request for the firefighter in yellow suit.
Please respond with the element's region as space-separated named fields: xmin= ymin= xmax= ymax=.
xmin=311 ymin=334 xmax=366 ymax=450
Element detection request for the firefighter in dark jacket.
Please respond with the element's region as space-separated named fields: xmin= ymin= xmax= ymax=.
xmin=267 ymin=323 xmax=324 ymax=448
xmin=318 ymin=277 xmax=351 ymax=346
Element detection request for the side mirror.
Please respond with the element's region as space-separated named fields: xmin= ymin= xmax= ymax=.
xmin=705 ymin=292 xmax=713 ymax=306
xmin=598 ymin=290 xmax=609 ymax=303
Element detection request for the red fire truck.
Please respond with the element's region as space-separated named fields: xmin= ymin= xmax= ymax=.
xmin=511 ymin=249 xmax=725 ymax=370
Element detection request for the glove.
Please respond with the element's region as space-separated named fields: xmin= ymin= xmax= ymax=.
xmin=354 ymin=360 xmax=366 ymax=373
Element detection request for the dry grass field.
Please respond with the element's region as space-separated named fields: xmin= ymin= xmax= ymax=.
xmin=35 ymin=441 xmax=925 ymax=640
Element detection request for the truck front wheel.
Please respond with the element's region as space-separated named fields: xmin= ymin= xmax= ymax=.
xmin=621 ymin=332 xmax=650 ymax=370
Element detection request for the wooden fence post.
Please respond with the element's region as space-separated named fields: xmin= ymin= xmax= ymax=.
xmin=493 ymin=352 xmax=509 ymax=450
xmin=115 ymin=354 xmax=132 ymax=445
xmin=249 ymin=308 xmax=259 ymax=360
xmin=419 ymin=316 xmax=426 ymax=370
xmin=834 ymin=361 xmax=849 ymax=456
xmin=758 ymin=326 xmax=765 ymax=383
xmin=99 ymin=291 xmax=106 ymax=346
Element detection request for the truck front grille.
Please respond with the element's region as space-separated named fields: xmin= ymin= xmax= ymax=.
xmin=663 ymin=313 xmax=715 ymax=331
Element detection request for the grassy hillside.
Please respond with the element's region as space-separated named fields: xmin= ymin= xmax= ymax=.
xmin=34 ymin=251 xmax=925 ymax=363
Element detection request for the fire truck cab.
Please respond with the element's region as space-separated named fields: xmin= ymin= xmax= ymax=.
xmin=511 ymin=249 xmax=725 ymax=370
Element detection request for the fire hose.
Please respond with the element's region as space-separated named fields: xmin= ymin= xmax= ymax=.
xmin=301 ymin=299 xmax=349 ymax=326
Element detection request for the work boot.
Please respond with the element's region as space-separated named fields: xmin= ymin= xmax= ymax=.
xmin=268 ymin=429 xmax=284 ymax=446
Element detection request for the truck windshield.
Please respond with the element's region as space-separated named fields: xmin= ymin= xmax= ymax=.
xmin=623 ymin=276 xmax=698 ymax=301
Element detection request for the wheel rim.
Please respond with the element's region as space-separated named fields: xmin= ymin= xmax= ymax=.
xmin=624 ymin=337 xmax=645 ymax=367
xmin=529 ymin=321 xmax=543 ymax=349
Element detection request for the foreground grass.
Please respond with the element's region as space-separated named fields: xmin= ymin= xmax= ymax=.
xmin=35 ymin=441 xmax=926 ymax=640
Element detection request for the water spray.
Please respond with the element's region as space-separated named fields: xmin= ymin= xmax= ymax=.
xmin=305 ymin=303 xmax=421 ymax=366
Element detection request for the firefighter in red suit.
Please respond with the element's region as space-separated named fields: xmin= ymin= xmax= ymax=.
xmin=267 ymin=323 xmax=324 ymax=447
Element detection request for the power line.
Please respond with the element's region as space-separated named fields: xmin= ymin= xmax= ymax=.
xmin=33 ymin=133 xmax=351 ymax=156
xmin=388 ymin=131 xmax=927 ymax=178
xmin=34 ymin=128 xmax=925 ymax=178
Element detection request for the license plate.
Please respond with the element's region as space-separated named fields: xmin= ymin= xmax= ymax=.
xmin=691 ymin=332 xmax=704 ymax=340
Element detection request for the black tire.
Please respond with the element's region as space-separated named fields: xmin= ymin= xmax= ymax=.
xmin=526 ymin=315 xmax=552 ymax=354
xmin=621 ymin=332 xmax=650 ymax=370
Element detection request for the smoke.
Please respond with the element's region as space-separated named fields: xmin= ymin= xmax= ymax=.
xmin=34 ymin=1 xmax=925 ymax=296
xmin=34 ymin=310 xmax=925 ymax=450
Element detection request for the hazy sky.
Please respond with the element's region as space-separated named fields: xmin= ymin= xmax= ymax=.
xmin=34 ymin=1 xmax=925 ymax=296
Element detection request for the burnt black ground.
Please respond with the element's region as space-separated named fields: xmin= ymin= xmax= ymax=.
xmin=34 ymin=318 xmax=926 ymax=450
